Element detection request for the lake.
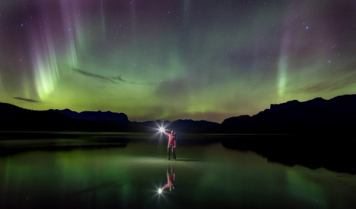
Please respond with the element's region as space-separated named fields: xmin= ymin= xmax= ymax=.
xmin=0 ymin=138 xmax=355 ymax=209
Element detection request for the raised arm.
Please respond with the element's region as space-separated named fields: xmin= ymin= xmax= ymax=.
xmin=163 ymin=130 xmax=170 ymax=136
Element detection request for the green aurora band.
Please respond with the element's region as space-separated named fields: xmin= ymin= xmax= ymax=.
xmin=0 ymin=0 xmax=356 ymax=121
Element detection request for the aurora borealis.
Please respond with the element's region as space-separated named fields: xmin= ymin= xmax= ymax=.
xmin=0 ymin=0 xmax=356 ymax=121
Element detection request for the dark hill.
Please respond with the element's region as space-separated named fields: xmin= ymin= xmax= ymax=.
xmin=0 ymin=103 xmax=129 ymax=131
xmin=222 ymin=94 xmax=356 ymax=134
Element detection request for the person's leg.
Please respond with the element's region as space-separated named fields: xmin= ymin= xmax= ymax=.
xmin=167 ymin=147 xmax=171 ymax=160
xmin=173 ymin=148 xmax=176 ymax=160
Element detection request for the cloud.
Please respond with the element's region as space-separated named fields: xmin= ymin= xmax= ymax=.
xmin=13 ymin=97 xmax=40 ymax=103
xmin=111 ymin=75 xmax=126 ymax=82
xmin=74 ymin=69 xmax=157 ymax=85
xmin=112 ymin=75 xmax=156 ymax=85
xmin=73 ymin=68 xmax=116 ymax=83
xmin=302 ymin=72 xmax=356 ymax=93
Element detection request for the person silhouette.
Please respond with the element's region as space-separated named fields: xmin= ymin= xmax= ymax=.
xmin=163 ymin=130 xmax=177 ymax=160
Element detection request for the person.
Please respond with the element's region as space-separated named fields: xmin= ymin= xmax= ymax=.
xmin=163 ymin=129 xmax=176 ymax=160
xmin=161 ymin=165 xmax=175 ymax=192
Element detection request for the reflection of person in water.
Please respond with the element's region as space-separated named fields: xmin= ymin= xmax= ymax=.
xmin=163 ymin=130 xmax=177 ymax=160
xmin=161 ymin=166 xmax=175 ymax=192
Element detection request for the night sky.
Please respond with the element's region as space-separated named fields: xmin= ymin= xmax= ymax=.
xmin=1 ymin=0 xmax=356 ymax=122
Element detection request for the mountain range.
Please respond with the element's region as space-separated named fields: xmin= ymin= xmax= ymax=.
xmin=1 ymin=94 xmax=356 ymax=134
xmin=222 ymin=94 xmax=356 ymax=134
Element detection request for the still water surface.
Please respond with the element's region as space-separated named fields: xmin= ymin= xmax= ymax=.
xmin=0 ymin=141 xmax=355 ymax=209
